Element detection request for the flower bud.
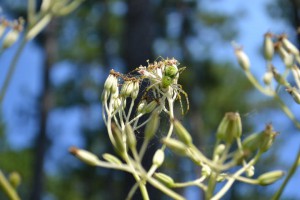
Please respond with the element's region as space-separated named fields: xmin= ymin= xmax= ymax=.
xmin=271 ymin=66 xmax=290 ymax=87
xmin=286 ymin=87 xmax=300 ymax=104
xmin=216 ymin=112 xmax=242 ymax=144
xmin=153 ymin=149 xmax=165 ymax=166
xmin=111 ymin=123 xmax=125 ymax=154
xmin=102 ymin=153 xmax=122 ymax=165
xmin=125 ymin=123 xmax=137 ymax=149
xmin=263 ymin=71 xmax=273 ymax=85
xmin=161 ymin=138 xmax=187 ymax=156
xmin=280 ymin=34 xmax=299 ymax=56
xmin=258 ymin=170 xmax=284 ymax=186
xmin=215 ymin=144 xmax=226 ymax=156
xmin=2 ymin=28 xmax=19 ymax=49
xmin=235 ymin=48 xmax=250 ymax=70
xmin=131 ymin=81 xmax=139 ymax=99
xmin=120 ymin=81 xmax=130 ymax=97
xmin=154 ymin=172 xmax=174 ymax=187
xmin=263 ymin=32 xmax=274 ymax=61
xmin=259 ymin=124 xmax=277 ymax=152
xmin=69 ymin=146 xmax=100 ymax=166
xmin=161 ymin=76 xmax=173 ymax=88
xmin=137 ymin=100 xmax=147 ymax=114
xmin=110 ymin=75 xmax=118 ymax=94
xmin=104 ymin=74 xmax=114 ymax=90
xmin=173 ymin=119 xmax=192 ymax=145
xmin=144 ymin=100 xmax=158 ymax=113
xmin=113 ymin=98 xmax=122 ymax=110
xmin=9 ymin=172 xmax=21 ymax=188
xmin=275 ymin=42 xmax=293 ymax=68
xmin=145 ymin=111 xmax=160 ymax=140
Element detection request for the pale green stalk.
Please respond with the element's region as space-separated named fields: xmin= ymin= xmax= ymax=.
xmin=0 ymin=170 xmax=20 ymax=200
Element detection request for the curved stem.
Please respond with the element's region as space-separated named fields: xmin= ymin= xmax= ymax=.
xmin=0 ymin=170 xmax=20 ymax=200
xmin=272 ymin=147 xmax=300 ymax=200
xmin=0 ymin=38 xmax=27 ymax=105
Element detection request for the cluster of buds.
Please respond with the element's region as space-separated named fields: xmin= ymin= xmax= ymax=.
xmin=235 ymin=32 xmax=300 ymax=104
xmin=0 ymin=17 xmax=24 ymax=51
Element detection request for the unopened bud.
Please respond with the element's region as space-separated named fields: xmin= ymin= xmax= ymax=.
xmin=111 ymin=123 xmax=125 ymax=154
xmin=258 ymin=170 xmax=284 ymax=186
xmin=235 ymin=48 xmax=250 ymax=70
xmin=144 ymin=100 xmax=158 ymax=113
xmin=102 ymin=153 xmax=122 ymax=165
xmin=216 ymin=112 xmax=242 ymax=144
xmin=286 ymin=87 xmax=300 ymax=104
xmin=162 ymin=138 xmax=187 ymax=156
xmin=125 ymin=124 xmax=137 ymax=149
xmin=259 ymin=124 xmax=277 ymax=152
xmin=153 ymin=149 xmax=165 ymax=166
xmin=137 ymin=100 xmax=147 ymax=114
xmin=145 ymin=111 xmax=160 ymax=140
xmin=280 ymin=34 xmax=299 ymax=56
xmin=9 ymin=172 xmax=21 ymax=188
xmin=215 ymin=144 xmax=226 ymax=156
xmin=173 ymin=119 xmax=192 ymax=145
xmin=263 ymin=71 xmax=273 ymax=85
xmin=154 ymin=172 xmax=174 ymax=187
xmin=2 ymin=29 xmax=19 ymax=49
xmin=131 ymin=81 xmax=139 ymax=99
xmin=271 ymin=66 xmax=290 ymax=87
xmin=275 ymin=42 xmax=293 ymax=68
xmin=263 ymin=32 xmax=274 ymax=61
xmin=69 ymin=146 xmax=100 ymax=166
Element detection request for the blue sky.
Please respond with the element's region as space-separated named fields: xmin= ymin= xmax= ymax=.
xmin=1 ymin=0 xmax=300 ymax=199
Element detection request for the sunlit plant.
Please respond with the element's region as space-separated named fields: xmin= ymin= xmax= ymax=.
xmin=70 ymin=57 xmax=286 ymax=200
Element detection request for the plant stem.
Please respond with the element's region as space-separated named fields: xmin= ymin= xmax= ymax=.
xmin=271 ymin=147 xmax=300 ymax=200
xmin=0 ymin=38 xmax=27 ymax=105
xmin=0 ymin=170 xmax=20 ymax=200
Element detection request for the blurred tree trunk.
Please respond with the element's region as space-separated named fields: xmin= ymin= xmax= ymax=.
xmin=29 ymin=20 xmax=57 ymax=200
xmin=122 ymin=0 xmax=159 ymax=199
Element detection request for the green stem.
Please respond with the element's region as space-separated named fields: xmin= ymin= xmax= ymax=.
xmin=274 ymin=95 xmax=300 ymax=129
xmin=0 ymin=170 xmax=20 ymax=200
xmin=0 ymin=38 xmax=27 ymax=105
xmin=271 ymin=147 xmax=300 ymax=200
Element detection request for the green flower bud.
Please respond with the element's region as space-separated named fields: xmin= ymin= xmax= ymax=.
xmin=145 ymin=111 xmax=160 ymax=140
xmin=271 ymin=66 xmax=290 ymax=87
xmin=137 ymin=100 xmax=147 ymax=114
xmin=274 ymin=42 xmax=293 ymax=68
xmin=235 ymin=48 xmax=250 ymax=70
xmin=153 ymin=149 xmax=165 ymax=167
xmin=173 ymin=119 xmax=192 ymax=145
xmin=263 ymin=71 xmax=273 ymax=85
xmin=102 ymin=153 xmax=122 ymax=165
xmin=125 ymin=123 xmax=137 ymax=149
xmin=162 ymin=138 xmax=187 ymax=156
xmin=263 ymin=32 xmax=274 ymax=61
xmin=69 ymin=146 xmax=100 ymax=166
xmin=286 ymin=87 xmax=300 ymax=104
xmin=131 ymin=81 xmax=139 ymax=99
xmin=9 ymin=172 xmax=21 ymax=188
xmin=104 ymin=74 xmax=114 ymax=90
xmin=111 ymin=123 xmax=125 ymax=154
xmin=216 ymin=112 xmax=242 ymax=144
xmin=154 ymin=172 xmax=174 ymax=187
xmin=144 ymin=100 xmax=158 ymax=113
xmin=259 ymin=124 xmax=277 ymax=152
xmin=258 ymin=170 xmax=284 ymax=186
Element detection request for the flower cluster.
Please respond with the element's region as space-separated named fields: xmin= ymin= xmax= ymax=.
xmin=70 ymin=58 xmax=285 ymax=200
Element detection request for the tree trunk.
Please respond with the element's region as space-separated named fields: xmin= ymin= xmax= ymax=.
xmin=29 ymin=20 xmax=57 ymax=200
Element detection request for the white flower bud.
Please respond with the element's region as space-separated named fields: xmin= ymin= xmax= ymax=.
xmin=137 ymin=100 xmax=147 ymax=114
xmin=246 ymin=165 xmax=255 ymax=177
xmin=102 ymin=153 xmax=122 ymax=165
xmin=153 ymin=149 xmax=165 ymax=166
xmin=69 ymin=146 xmax=100 ymax=166
xmin=258 ymin=170 xmax=284 ymax=186
xmin=104 ymin=74 xmax=114 ymax=90
xmin=280 ymin=35 xmax=299 ymax=56
xmin=2 ymin=29 xmax=19 ymax=49
xmin=263 ymin=32 xmax=274 ymax=61
xmin=235 ymin=48 xmax=250 ymax=70
xmin=201 ymin=164 xmax=211 ymax=177
xmin=263 ymin=71 xmax=273 ymax=85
